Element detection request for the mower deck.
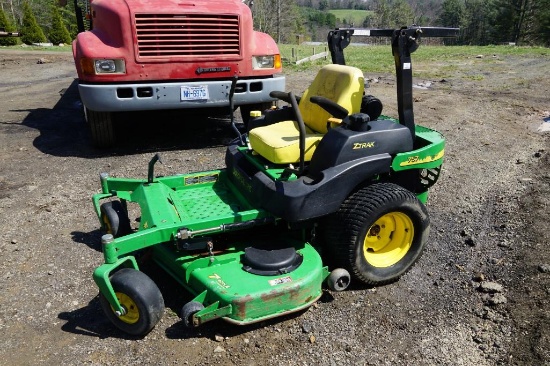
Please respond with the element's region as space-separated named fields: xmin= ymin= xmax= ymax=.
xmin=92 ymin=168 xmax=330 ymax=326
xmin=152 ymin=239 xmax=326 ymax=325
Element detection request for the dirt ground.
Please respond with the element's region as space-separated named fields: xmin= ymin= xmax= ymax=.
xmin=0 ymin=48 xmax=548 ymax=365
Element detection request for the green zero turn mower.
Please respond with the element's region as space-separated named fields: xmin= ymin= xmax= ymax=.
xmin=91 ymin=26 xmax=458 ymax=336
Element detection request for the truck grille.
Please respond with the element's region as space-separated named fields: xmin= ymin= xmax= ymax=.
xmin=134 ymin=13 xmax=240 ymax=59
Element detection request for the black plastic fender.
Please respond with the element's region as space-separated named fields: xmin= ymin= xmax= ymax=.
xmin=226 ymin=145 xmax=391 ymax=222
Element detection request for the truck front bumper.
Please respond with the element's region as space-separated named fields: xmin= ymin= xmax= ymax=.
xmin=78 ymin=76 xmax=286 ymax=112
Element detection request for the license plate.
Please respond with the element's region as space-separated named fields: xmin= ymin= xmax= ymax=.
xmin=180 ymin=85 xmax=209 ymax=101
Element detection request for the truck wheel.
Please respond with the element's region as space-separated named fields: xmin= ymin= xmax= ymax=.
xmin=239 ymin=102 xmax=273 ymax=126
xmin=85 ymin=108 xmax=115 ymax=148
xmin=99 ymin=268 xmax=164 ymax=336
xmin=100 ymin=201 xmax=132 ymax=237
xmin=325 ymin=183 xmax=430 ymax=286
xmin=180 ymin=301 xmax=204 ymax=328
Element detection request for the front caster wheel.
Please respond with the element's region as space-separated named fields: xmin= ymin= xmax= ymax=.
xmin=99 ymin=268 xmax=164 ymax=336
xmin=327 ymin=268 xmax=351 ymax=292
xmin=325 ymin=183 xmax=430 ymax=286
xmin=181 ymin=301 xmax=205 ymax=328
xmin=100 ymin=201 xmax=132 ymax=237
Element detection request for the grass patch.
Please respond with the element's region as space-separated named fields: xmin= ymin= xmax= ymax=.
xmin=0 ymin=44 xmax=72 ymax=52
xmin=279 ymin=43 xmax=550 ymax=78
xmin=465 ymin=74 xmax=485 ymax=81
xmin=328 ymin=9 xmax=373 ymax=26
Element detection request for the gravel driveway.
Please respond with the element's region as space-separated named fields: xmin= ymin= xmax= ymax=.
xmin=0 ymin=49 xmax=548 ymax=365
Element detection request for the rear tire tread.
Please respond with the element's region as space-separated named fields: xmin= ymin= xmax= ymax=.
xmin=86 ymin=108 xmax=115 ymax=148
xmin=324 ymin=183 xmax=429 ymax=286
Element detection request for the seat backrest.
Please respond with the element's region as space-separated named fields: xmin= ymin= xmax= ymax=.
xmin=299 ymin=64 xmax=365 ymax=134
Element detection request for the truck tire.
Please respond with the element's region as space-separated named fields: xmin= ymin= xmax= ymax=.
xmin=324 ymin=183 xmax=430 ymax=286
xmin=85 ymin=107 xmax=115 ymax=148
xmin=239 ymin=102 xmax=273 ymax=126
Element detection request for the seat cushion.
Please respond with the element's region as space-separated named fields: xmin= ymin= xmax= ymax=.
xmin=249 ymin=64 xmax=364 ymax=164
xmin=300 ymin=64 xmax=364 ymax=133
xmin=249 ymin=120 xmax=323 ymax=164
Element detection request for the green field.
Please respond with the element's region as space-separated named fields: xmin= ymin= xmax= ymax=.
xmin=328 ymin=9 xmax=373 ymax=27
xmin=279 ymin=43 xmax=550 ymax=78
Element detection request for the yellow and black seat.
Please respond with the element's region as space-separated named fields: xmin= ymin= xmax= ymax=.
xmin=248 ymin=64 xmax=365 ymax=164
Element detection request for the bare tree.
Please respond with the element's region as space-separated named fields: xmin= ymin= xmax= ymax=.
xmin=251 ymin=0 xmax=301 ymax=43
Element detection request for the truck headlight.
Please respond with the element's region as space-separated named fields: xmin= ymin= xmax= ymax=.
xmin=252 ymin=55 xmax=281 ymax=69
xmin=80 ymin=58 xmax=126 ymax=75
xmin=95 ymin=59 xmax=126 ymax=74
xmin=95 ymin=59 xmax=116 ymax=73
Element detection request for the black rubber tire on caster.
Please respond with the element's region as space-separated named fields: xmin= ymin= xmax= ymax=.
xmin=98 ymin=268 xmax=165 ymax=336
xmin=181 ymin=301 xmax=205 ymax=328
xmin=100 ymin=201 xmax=132 ymax=238
xmin=327 ymin=268 xmax=351 ymax=292
xmin=324 ymin=183 xmax=430 ymax=286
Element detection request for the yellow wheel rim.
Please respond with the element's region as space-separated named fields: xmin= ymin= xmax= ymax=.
xmin=113 ymin=292 xmax=140 ymax=324
xmin=363 ymin=211 xmax=414 ymax=268
xmin=102 ymin=214 xmax=113 ymax=234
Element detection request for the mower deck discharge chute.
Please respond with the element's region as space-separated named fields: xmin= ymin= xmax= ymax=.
xmin=90 ymin=25 xmax=458 ymax=336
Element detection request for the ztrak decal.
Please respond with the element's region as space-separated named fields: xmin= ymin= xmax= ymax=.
xmin=353 ymin=142 xmax=376 ymax=150
xmin=400 ymin=149 xmax=444 ymax=167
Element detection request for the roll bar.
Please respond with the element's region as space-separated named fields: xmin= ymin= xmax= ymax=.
xmin=327 ymin=26 xmax=459 ymax=138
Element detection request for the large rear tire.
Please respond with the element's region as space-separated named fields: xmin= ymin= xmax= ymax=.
xmin=85 ymin=107 xmax=115 ymax=148
xmin=324 ymin=183 xmax=430 ymax=286
xmin=99 ymin=268 xmax=164 ymax=336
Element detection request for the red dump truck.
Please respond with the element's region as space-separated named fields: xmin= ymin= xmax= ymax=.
xmin=72 ymin=0 xmax=285 ymax=147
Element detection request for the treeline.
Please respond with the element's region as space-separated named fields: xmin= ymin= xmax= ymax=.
xmin=1 ymin=0 xmax=548 ymax=47
xmin=439 ymin=0 xmax=550 ymax=46
xmin=254 ymin=0 xmax=550 ymax=46
xmin=0 ymin=0 xmax=75 ymax=45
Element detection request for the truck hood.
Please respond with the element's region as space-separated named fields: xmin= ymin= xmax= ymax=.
xmin=122 ymin=0 xmax=243 ymax=14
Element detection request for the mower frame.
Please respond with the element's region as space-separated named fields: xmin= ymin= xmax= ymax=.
xmin=90 ymin=25 xmax=458 ymax=335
